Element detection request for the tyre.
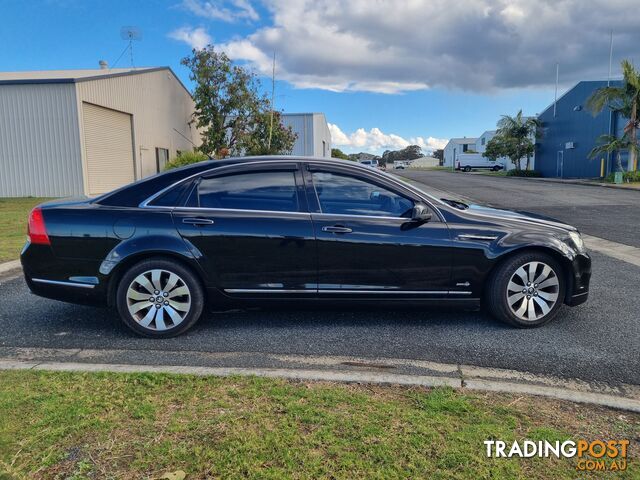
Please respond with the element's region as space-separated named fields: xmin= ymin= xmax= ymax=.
xmin=464 ymin=166 xmax=471 ymax=172
xmin=485 ymin=252 xmax=565 ymax=328
xmin=116 ymin=258 xmax=204 ymax=338
xmin=491 ymin=166 xmax=499 ymax=172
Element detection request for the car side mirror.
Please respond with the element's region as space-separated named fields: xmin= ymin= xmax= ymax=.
xmin=411 ymin=203 xmax=432 ymax=223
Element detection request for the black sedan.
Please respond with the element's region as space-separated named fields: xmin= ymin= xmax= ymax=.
xmin=21 ymin=156 xmax=591 ymax=338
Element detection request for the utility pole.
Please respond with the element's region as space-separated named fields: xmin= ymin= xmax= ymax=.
xmin=267 ymin=52 xmax=276 ymax=151
xmin=553 ymin=63 xmax=559 ymax=118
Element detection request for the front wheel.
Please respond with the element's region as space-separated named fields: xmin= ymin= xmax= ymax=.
xmin=463 ymin=166 xmax=472 ymax=172
xmin=485 ymin=252 xmax=565 ymax=328
xmin=116 ymin=258 xmax=204 ymax=338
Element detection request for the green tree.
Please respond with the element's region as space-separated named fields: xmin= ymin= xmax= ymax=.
xmin=164 ymin=150 xmax=209 ymax=171
xmin=182 ymin=46 xmax=295 ymax=158
xmin=587 ymin=59 xmax=640 ymax=172
xmin=239 ymin=110 xmax=297 ymax=156
xmin=493 ymin=110 xmax=540 ymax=170
xmin=588 ymin=134 xmax=636 ymax=173
xmin=331 ymin=148 xmax=350 ymax=160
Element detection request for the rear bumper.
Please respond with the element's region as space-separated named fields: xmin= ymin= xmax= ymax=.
xmin=566 ymin=252 xmax=591 ymax=307
xmin=21 ymin=242 xmax=108 ymax=306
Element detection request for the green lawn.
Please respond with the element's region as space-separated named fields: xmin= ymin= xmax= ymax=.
xmin=0 ymin=197 xmax=51 ymax=262
xmin=0 ymin=371 xmax=637 ymax=479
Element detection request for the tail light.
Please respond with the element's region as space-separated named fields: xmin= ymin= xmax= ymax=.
xmin=28 ymin=207 xmax=50 ymax=245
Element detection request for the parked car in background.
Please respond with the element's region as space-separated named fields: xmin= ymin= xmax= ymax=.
xmin=360 ymin=159 xmax=379 ymax=169
xmin=22 ymin=156 xmax=590 ymax=338
xmin=394 ymin=161 xmax=406 ymax=169
xmin=456 ymin=155 xmax=505 ymax=172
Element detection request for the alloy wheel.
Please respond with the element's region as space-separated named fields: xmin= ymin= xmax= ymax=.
xmin=506 ymin=261 xmax=559 ymax=322
xmin=126 ymin=269 xmax=191 ymax=331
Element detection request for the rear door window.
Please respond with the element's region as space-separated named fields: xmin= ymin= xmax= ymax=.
xmin=195 ymin=171 xmax=299 ymax=212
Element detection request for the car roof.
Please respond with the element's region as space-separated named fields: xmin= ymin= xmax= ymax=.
xmin=96 ymin=156 xmax=371 ymax=207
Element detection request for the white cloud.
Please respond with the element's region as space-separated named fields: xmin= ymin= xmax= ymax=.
xmin=218 ymin=0 xmax=640 ymax=94
xmin=169 ymin=26 xmax=212 ymax=50
xmin=329 ymin=124 xmax=447 ymax=154
xmin=182 ymin=0 xmax=258 ymax=23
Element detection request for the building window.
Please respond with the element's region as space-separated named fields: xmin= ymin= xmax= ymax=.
xmin=322 ymin=141 xmax=327 ymax=157
xmin=481 ymin=137 xmax=486 ymax=146
xmin=462 ymin=144 xmax=468 ymax=152
xmin=156 ymin=148 xmax=169 ymax=172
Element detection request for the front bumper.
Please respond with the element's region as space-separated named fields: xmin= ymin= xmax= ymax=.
xmin=565 ymin=252 xmax=591 ymax=306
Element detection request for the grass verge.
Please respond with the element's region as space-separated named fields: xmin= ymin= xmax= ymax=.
xmin=0 ymin=370 xmax=637 ymax=479
xmin=0 ymin=197 xmax=51 ymax=263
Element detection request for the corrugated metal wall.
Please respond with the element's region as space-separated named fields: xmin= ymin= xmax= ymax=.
xmin=282 ymin=114 xmax=314 ymax=156
xmin=0 ymin=83 xmax=84 ymax=196
xmin=282 ymin=113 xmax=331 ymax=157
xmin=536 ymin=81 xmax=616 ymax=178
xmin=76 ymin=70 xmax=199 ymax=180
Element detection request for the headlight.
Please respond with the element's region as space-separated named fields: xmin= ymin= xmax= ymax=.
xmin=568 ymin=231 xmax=585 ymax=252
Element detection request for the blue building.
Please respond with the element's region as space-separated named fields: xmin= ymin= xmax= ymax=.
xmin=535 ymin=80 xmax=627 ymax=178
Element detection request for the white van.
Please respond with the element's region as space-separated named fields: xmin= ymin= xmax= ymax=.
xmin=360 ymin=159 xmax=379 ymax=169
xmin=455 ymin=153 xmax=505 ymax=172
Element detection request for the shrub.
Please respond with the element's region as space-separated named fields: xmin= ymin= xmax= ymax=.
xmin=506 ymin=169 xmax=542 ymax=177
xmin=164 ymin=151 xmax=209 ymax=171
xmin=604 ymin=170 xmax=640 ymax=183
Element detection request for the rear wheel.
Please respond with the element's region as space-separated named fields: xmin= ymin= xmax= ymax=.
xmin=491 ymin=165 xmax=500 ymax=171
xmin=486 ymin=252 xmax=565 ymax=328
xmin=463 ymin=165 xmax=472 ymax=172
xmin=116 ymin=258 xmax=204 ymax=338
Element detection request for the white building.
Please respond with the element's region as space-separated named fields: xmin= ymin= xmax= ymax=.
xmin=0 ymin=66 xmax=199 ymax=197
xmin=443 ymin=137 xmax=477 ymax=167
xmin=281 ymin=113 xmax=331 ymax=158
xmin=408 ymin=156 xmax=440 ymax=168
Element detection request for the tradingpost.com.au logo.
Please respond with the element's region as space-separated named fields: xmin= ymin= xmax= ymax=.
xmin=484 ymin=439 xmax=630 ymax=472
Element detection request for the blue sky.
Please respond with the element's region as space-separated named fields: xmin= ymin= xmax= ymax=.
xmin=1 ymin=0 xmax=631 ymax=154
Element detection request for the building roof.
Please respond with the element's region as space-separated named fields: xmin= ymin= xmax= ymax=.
xmin=446 ymin=137 xmax=478 ymax=146
xmin=0 ymin=66 xmax=192 ymax=97
xmin=537 ymin=80 xmax=623 ymax=118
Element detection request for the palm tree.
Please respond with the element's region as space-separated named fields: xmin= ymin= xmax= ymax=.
xmin=588 ymin=134 xmax=636 ymax=174
xmin=496 ymin=110 xmax=541 ymax=170
xmin=586 ymin=60 xmax=640 ymax=172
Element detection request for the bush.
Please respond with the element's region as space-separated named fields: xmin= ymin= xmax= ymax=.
xmin=506 ymin=169 xmax=542 ymax=177
xmin=164 ymin=151 xmax=209 ymax=171
xmin=604 ymin=170 xmax=640 ymax=183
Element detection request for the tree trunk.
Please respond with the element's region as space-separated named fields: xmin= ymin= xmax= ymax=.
xmin=525 ymin=154 xmax=531 ymax=171
xmin=629 ymin=101 xmax=637 ymax=171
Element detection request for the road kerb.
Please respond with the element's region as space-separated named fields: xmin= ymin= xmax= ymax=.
xmin=0 ymin=260 xmax=21 ymax=275
xmin=1 ymin=358 xmax=638 ymax=413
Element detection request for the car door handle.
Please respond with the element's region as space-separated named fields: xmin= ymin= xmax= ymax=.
xmin=182 ymin=217 xmax=215 ymax=226
xmin=322 ymin=225 xmax=352 ymax=234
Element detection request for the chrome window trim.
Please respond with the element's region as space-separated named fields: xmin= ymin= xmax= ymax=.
xmin=138 ymin=158 xmax=445 ymax=223
xmin=311 ymin=212 xmax=414 ymax=222
xmin=160 ymin=206 xmax=312 ymax=217
xmin=32 ymin=278 xmax=95 ymax=289
xmin=138 ymin=160 xmax=302 ymax=209
xmin=306 ymin=162 xmax=445 ymax=222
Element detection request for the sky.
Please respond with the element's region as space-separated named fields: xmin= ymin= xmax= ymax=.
xmin=1 ymin=0 xmax=637 ymax=154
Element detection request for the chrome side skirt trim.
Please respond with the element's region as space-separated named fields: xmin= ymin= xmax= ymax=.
xmin=225 ymin=289 xmax=313 ymax=294
xmin=32 ymin=278 xmax=95 ymax=289
xmin=224 ymin=288 xmax=472 ymax=296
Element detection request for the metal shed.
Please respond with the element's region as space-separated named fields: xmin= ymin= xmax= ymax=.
xmin=0 ymin=67 xmax=199 ymax=197
xmin=281 ymin=113 xmax=332 ymax=158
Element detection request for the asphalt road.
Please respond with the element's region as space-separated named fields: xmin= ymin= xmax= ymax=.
xmin=0 ymin=172 xmax=638 ymax=386
xmin=395 ymin=169 xmax=640 ymax=247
